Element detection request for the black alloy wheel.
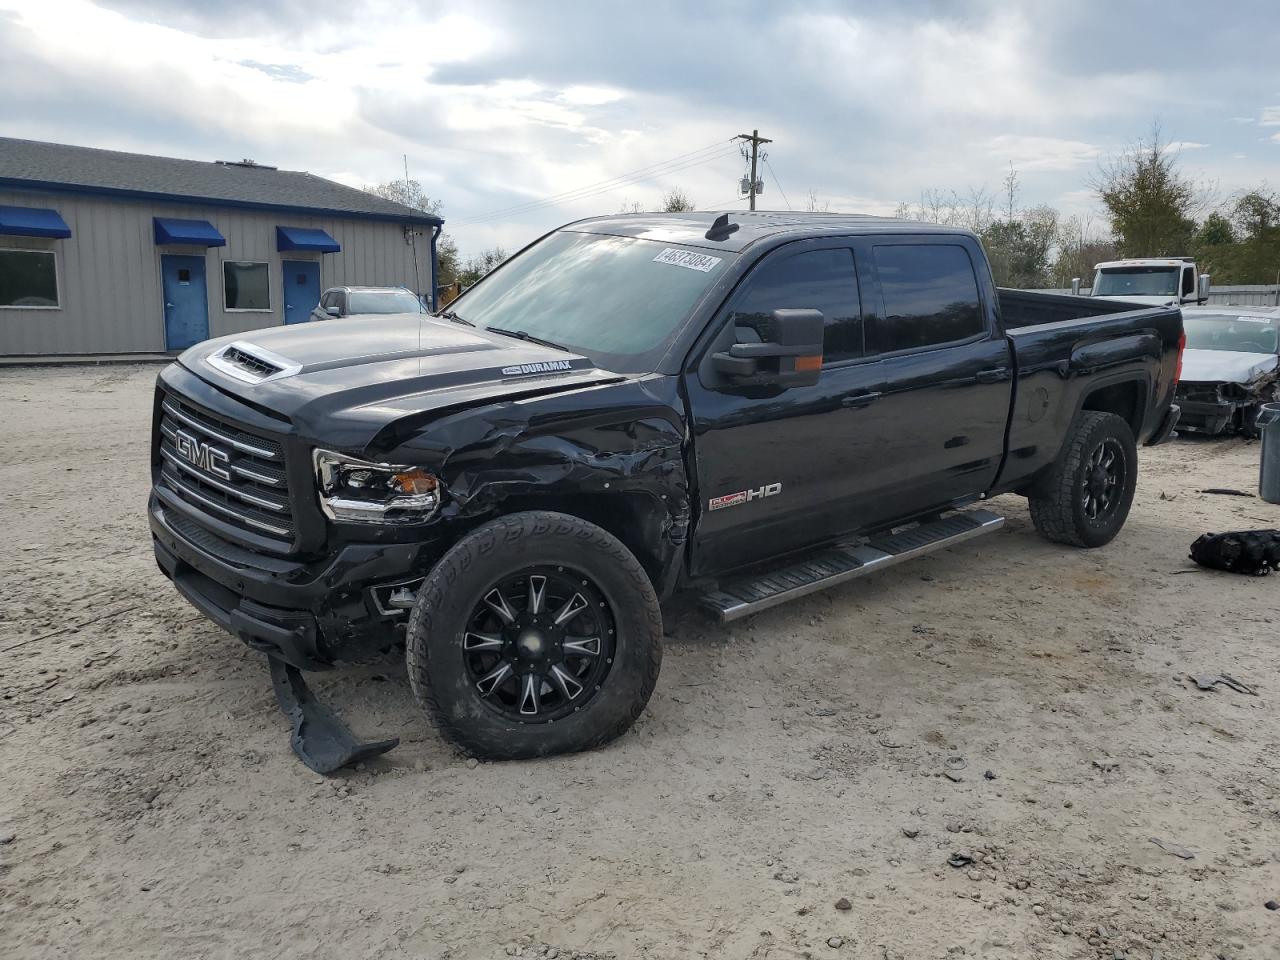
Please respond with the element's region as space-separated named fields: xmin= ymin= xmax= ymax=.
xmin=406 ymin=511 xmax=663 ymax=760
xmin=1080 ymin=436 xmax=1127 ymax=523
xmin=461 ymin=567 xmax=616 ymax=722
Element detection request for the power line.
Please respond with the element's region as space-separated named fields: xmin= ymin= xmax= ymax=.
xmin=457 ymin=138 xmax=738 ymax=225
xmin=763 ymin=157 xmax=792 ymax=211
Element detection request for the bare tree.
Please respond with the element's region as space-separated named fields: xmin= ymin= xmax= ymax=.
xmin=366 ymin=178 xmax=443 ymax=216
xmin=804 ymin=189 xmax=830 ymax=213
xmin=660 ymin=188 xmax=696 ymax=212
xmin=617 ymin=199 xmax=644 ymax=214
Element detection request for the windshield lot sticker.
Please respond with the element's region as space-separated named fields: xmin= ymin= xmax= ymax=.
xmin=501 ymin=360 xmax=573 ymax=377
xmin=709 ymin=482 xmax=782 ymax=511
xmin=654 ymin=248 xmax=722 ymax=273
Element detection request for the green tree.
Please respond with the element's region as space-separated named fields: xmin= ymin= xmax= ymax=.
xmin=982 ymin=205 xmax=1058 ymax=288
xmin=456 ymin=247 xmax=508 ymax=288
xmin=1094 ymin=131 xmax=1198 ymax=257
xmin=1195 ymin=212 xmax=1235 ymax=247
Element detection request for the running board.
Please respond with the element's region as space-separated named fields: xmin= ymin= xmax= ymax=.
xmin=699 ymin=509 xmax=1005 ymax=623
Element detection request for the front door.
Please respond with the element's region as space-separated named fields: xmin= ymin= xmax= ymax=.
xmin=685 ymin=241 xmax=886 ymax=577
xmin=282 ymin=260 xmax=321 ymax=325
xmin=160 ymin=254 xmax=209 ymax=350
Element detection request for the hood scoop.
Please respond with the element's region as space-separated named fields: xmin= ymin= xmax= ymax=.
xmin=206 ymin=341 xmax=303 ymax=384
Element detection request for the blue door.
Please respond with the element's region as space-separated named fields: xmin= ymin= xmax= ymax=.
xmin=283 ymin=260 xmax=321 ymax=324
xmin=161 ymin=254 xmax=209 ymax=350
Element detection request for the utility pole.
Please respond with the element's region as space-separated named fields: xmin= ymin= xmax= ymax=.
xmin=737 ymin=129 xmax=772 ymax=211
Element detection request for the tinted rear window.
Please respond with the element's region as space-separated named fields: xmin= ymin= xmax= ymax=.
xmin=874 ymin=245 xmax=983 ymax=352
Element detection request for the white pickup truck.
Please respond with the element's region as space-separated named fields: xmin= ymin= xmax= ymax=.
xmin=1072 ymin=258 xmax=1210 ymax=307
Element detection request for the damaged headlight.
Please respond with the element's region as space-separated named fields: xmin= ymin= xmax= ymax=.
xmin=313 ymin=449 xmax=442 ymax=524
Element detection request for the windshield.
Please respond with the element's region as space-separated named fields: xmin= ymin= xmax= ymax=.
xmin=1184 ymin=314 xmax=1280 ymax=354
xmin=446 ymin=231 xmax=731 ymax=371
xmin=348 ymin=290 xmax=423 ymax=314
xmin=1092 ymin=266 xmax=1178 ymax=297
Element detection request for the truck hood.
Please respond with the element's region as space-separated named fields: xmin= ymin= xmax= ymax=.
xmin=177 ymin=314 xmax=623 ymax=448
xmin=1181 ymin=349 xmax=1279 ymax=384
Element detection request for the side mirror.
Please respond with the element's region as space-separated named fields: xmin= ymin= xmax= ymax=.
xmin=1071 ymin=278 xmax=1082 ymax=296
xmin=712 ymin=308 xmax=824 ymax=387
xmin=1198 ymin=273 xmax=1211 ymax=303
xmin=325 ymin=305 xmax=341 ymax=318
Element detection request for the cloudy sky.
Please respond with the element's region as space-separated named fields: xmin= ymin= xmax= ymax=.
xmin=2 ymin=0 xmax=1278 ymax=256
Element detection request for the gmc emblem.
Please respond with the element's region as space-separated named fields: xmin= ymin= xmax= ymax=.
xmin=175 ymin=429 xmax=231 ymax=480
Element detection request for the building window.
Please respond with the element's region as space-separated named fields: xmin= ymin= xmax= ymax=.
xmin=0 ymin=249 xmax=59 ymax=309
xmin=223 ymin=261 xmax=271 ymax=311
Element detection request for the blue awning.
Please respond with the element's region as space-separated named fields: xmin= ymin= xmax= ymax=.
xmin=276 ymin=226 xmax=340 ymax=253
xmin=0 ymin=205 xmax=71 ymax=239
xmin=153 ymin=217 xmax=225 ymax=247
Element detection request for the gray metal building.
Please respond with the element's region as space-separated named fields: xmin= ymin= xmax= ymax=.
xmin=0 ymin=137 xmax=442 ymax=356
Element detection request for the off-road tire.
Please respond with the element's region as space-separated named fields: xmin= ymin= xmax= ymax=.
xmin=405 ymin=511 xmax=662 ymax=759
xmin=1028 ymin=411 xmax=1137 ymax=548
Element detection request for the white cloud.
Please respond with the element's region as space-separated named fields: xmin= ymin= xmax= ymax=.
xmin=1227 ymin=116 xmax=1255 ymax=124
xmin=982 ymin=135 xmax=1102 ymax=171
xmin=1260 ymin=106 xmax=1280 ymax=126
xmin=1167 ymin=141 xmax=1209 ymax=151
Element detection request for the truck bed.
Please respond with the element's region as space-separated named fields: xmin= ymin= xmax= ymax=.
xmin=997 ymin=288 xmax=1143 ymax=329
xmin=992 ymin=288 xmax=1183 ymax=495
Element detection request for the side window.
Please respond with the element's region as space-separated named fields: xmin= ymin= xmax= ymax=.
xmin=1182 ymin=268 xmax=1195 ymax=296
xmin=730 ymin=248 xmax=862 ymax=363
xmin=320 ymin=292 xmax=336 ymax=309
xmin=873 ymin=244 xmax=983 ymax=352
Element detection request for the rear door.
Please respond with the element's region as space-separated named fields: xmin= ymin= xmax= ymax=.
xmin=861 ymin=237 xmax=1012 ymax=519
xmin=686 ymin=240 xmax=886 ymax=576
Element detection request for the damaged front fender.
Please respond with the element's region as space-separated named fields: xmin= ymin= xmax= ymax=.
xmin=375 ymin=375 xmax=692 ymax=588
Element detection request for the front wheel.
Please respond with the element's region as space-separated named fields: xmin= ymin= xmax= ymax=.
xmin=406 ymin=511 xmax=662 ymax=759
xmin=1028 ymin=411 xmax=1138 ymax=548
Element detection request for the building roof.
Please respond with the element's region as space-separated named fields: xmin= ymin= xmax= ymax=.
xmin=564 ymin=210 xmax=971 ymax=253
xmin=0 ymin=137 xmax=442 ymax=225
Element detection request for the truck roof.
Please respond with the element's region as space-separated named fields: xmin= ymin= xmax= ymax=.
xmin=562 ymin=210 xmax=973 ymax=253
xmin=1094 ymin=258 xmax=1195 ymax=269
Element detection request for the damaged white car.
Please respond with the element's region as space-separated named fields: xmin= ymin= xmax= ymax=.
xmin=1175 ymin=306 xmax=1280 ymax=437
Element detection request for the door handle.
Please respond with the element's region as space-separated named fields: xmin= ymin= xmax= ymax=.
xmin=975 ymin=367 xmax=1008 ymax=384
xmin=165 ymin=302 xmax=175 ymax=308
xmin=841 ymin=391 xmax=882 ymax=409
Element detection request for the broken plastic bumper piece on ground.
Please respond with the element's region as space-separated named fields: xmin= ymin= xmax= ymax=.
xmin=268 ymin=657 xmax=399 ymax=774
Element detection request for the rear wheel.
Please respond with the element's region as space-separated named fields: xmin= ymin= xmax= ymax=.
xmin=406 ymin=511 xmax=662 ymax=759
xmin=1028 ymin=411 xmax=1137 ymax=548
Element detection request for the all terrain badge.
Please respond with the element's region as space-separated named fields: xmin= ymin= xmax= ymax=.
xmin=708 ymin=482 xmax=782 ymax=511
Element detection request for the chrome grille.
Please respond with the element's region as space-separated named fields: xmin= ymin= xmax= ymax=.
xmin=157 ymin=391 xmax=295 ymax=547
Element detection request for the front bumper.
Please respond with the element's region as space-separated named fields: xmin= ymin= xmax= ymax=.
xmin=151 ymin=495 xmax=448 ymax=669
xmin=1175 ymin=398 xmax=1239 ymax=435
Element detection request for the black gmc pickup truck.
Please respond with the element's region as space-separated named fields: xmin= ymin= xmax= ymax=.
xmin=150 ymin=212 xmax=1183 ymax=767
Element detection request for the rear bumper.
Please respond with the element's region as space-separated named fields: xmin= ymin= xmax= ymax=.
xmin=150 ymin=495 xmax=447 ymax=669
xmin=1146 ymin=403 xmax=1181 ymax=446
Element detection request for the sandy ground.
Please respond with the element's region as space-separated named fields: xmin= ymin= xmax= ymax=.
xmin=2 ymin=363 xmax=1279 ymax=960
